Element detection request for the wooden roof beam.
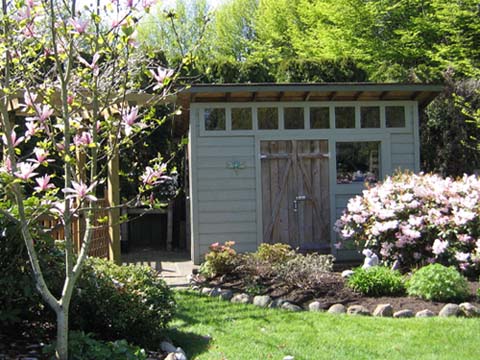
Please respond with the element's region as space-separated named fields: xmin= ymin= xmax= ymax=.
xmin=304 ymin=91 xmax=312 ymax=101
xmin=328 ymin=91 xmax=337 ymax=101
xmin=278 ymin=91 xmax=285 ymax=101
xmin=224 ymin=92 xmax=231 ymax=102
xmin=410 ymin=91 xmax=421 ymax=100
xmin=353 ymin=91 xmax=363 ymax=100
xmin=251 ymin=91 xmax=257 ymax=101
xmin=379 ymin=91 xmax=389 ymax=100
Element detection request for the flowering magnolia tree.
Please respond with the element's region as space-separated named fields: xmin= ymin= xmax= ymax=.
xmin=0 ymin=0 xmax=185 ymax=358
xmin=335 ymin=172 xmax=480 ymax=275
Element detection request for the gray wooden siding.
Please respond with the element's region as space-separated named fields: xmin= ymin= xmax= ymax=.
xmin=194 ymin=136 xmax=257 ymax=262
xmin=390 ymin=133 xmax=416 ymax=171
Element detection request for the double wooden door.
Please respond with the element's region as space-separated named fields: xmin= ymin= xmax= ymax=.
xmin=260 ymin=140 xmax=330 ymax=248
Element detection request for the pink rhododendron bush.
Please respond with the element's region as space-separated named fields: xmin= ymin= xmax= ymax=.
xmin=335 ymin=172 xmax=480 ymax=275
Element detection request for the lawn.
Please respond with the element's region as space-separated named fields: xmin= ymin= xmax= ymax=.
xmin=167 ymin=291 xmax=480 ymax=360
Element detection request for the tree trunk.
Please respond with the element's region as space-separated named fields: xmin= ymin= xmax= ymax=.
xmin=55 ymin=307 xmax=68 ymax=360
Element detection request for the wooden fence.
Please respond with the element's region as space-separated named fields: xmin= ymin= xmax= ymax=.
xmin=39 ymin=198 xmax=110 ymax=259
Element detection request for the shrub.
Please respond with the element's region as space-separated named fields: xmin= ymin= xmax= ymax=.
xmin=406 ymin=264 xmax=469 ymax=302
xmin=44 ymin=331 xmax=147 ymax=360
xmin=276 ymin=253 xmax=334 ymax=290
xmin=70 ymin=258 xmax=175 ymax=348
xmin=347 ymin=266 xmax=405 ymax=296
xmin=199 ymin=241 xmax=237 ymax=278
xmin=335 ymin=172 xmax=480 ymax=275
xmin=255 ymin=243 xmax=295 ymax=265
xmin=0 ymin=213 xmax=64 ymax=331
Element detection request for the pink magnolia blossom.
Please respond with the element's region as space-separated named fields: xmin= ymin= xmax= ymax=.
xmin=121 ymin=106 xmax=139 ymax=136
xmin=34 ymin=175 xmax=55 ymax=192
xmin=26 ymin=104 xmax=54 ymax=124
xmin=150 ymin=67 xmax=174 ymax=90
xmin=74 ymin=132 xmax=93 ymax=146
xmin=69 ymin=18 xmax=89 ymax=34
xmin=142 ymin=0 xmax=157 ymax=9
xmin=14 ymin=162 xmax=39 ymax=180
xmin=2 ymin=130 xmax=25 ymax=148
xmin=78 ymin=53 xmax=100 ymax=76
xmin=29 ymin=148 xmax=51 ymax=163
xmin=0 ymin=158 xmax=12 ymax=173
xmin=63 ymin=181 xmax=98 ymax=201
xmin=25 ymin=121 xmax=39 ymax=138
xmin=141 ymin=164 xmax=168 ymax=185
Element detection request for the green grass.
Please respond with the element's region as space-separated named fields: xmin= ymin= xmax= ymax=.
xmin=166 ymin=291 xmax=480 ymax=360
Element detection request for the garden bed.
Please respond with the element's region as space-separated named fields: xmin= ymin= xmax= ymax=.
xmin=194 ymin=271 xmax=480 ymax=314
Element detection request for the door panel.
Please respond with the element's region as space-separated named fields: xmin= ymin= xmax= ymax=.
xmin=261 ymin=140 xmax=330 ymax=248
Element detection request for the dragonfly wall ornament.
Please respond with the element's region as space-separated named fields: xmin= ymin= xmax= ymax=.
xmin=226 ymin=160 xmax=246 ymax=174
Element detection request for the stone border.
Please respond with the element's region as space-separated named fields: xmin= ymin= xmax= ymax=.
xmin=192 ymin=286 xmax=480 ymax=318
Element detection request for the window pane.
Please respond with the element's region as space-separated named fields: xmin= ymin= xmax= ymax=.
xmin=335 ymin=107 xmax=355 ymax=128
xmin=336 ymin=142 xmax=380 ymax=184
xmin=284 ymin=107 xmax=304 ymax=129
xmin=258 ymin=107 xmax=278 ymax=130
xmin=232 ymin=108 xmax=252 ymax=130
xmin=204 ymin=108 xmax=225 ymax=131
xmin=310 ymin=107 xmax=330 ymax=129
xmin=386 ymin=106 xmax=405 ymax=128
xmin=361 ymin=106 xmax=380 ymax=128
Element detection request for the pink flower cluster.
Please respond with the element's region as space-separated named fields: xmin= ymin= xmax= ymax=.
xmin=335 ymin=172 xmax=480 ymax=274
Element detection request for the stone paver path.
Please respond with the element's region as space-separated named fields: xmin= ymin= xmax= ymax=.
xmin=122 ymin=249 xmax=195 ymax=288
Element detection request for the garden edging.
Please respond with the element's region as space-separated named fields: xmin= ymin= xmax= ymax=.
xmin=191 ymin=285 xmax=480 ymax=319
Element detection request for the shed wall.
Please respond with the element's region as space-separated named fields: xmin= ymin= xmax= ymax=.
xmin=189 ymin=102 xmax=420 ymax=264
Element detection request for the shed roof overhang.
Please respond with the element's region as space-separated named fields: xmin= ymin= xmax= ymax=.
xmin=179 ymin=82 xmax=443 ymax=108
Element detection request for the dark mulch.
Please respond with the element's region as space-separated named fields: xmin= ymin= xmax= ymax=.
xmin=199 ymin=272 xmax=480 ymax=314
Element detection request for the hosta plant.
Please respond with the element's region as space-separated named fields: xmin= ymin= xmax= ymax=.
xmin=335 ymin=172 xmax=480 ymax=275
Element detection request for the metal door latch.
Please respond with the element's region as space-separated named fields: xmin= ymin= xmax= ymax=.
xmin=293 ymin=195 xmax=307 ymax=212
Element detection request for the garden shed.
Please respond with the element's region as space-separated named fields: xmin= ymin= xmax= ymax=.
xmin=181 ymin=83 xmax=442 ymax=264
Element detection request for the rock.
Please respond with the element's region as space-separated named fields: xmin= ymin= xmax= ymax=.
xmin=164 ymin=354 xmax=176 ymax=360
xmin=373 ymin=304 xmax=393 ymax=317
xmin=253 ymin=295 xmax=272 ymax=308
xmin=231 ymin=293 xmax=252 ymax=304
xmin=308 ymin=301 xmax=324 ymax=312
xmin=459 ymin=303 xmax=480 ymax=318
xmin=190 ymin=285 xmax=200 ymax=291
xmin=200 ymin=287 xmax=212 ymax=296
xmin=439 ymin=303 xmax=460 ymax=317
xmin=347 ymin=305 xmax=371 ymax=316
xmin=175 ymin=347 xmax=187 ymax=360
xmin=160 ymin=341 xmax=177 ymax=353
xmin=269 ymin=298 xmax=288 ymax=308
xmin=416 ymin=309 xmax=436 ymax=318
xmin=283 ymin=356 xmax=295 ymax=360
xmin=341 ymin=270 xmax=355 ymax=278
xmin=219 ymin=289 xmax=234 ymax=301
xmin=328 ymin=304 xmax=346 ymax=314
xmin=393 ymin=309 xmax=414 ymax=318
xmin=209 ymin=287 xmax=222 ymax=297
xmin=281 ymin=302 xmax=303 ymax=312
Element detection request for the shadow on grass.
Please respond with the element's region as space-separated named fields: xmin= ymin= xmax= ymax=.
xmin=167 ymin=290 xmax=275 ymax=358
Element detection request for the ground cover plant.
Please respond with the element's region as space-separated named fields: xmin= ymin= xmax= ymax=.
xmin=168 ymin=291 xmax=480 ymax=360
xmin=335 ymin=172 xmax=480 ymax=275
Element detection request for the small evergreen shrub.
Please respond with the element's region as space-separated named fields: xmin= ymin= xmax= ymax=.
xmin=255 ymin=243 xmax=295 ymax=265
xmin=406 ymin=264 xmax=469 ymax=302
xmin=199 ymin=241 xmax=237 ymax=278
xmin=44 ymin=331 xmax=147 ymax=360
xmin=335 ymin=172 xmax=480 ymax=275
xmin=347 ymin=266 xmax=405 ymax=296
xmin=276 ymin=253 xmax=334 ymax=290
xmin=71 ymin=258 xmax=175 ymax=348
